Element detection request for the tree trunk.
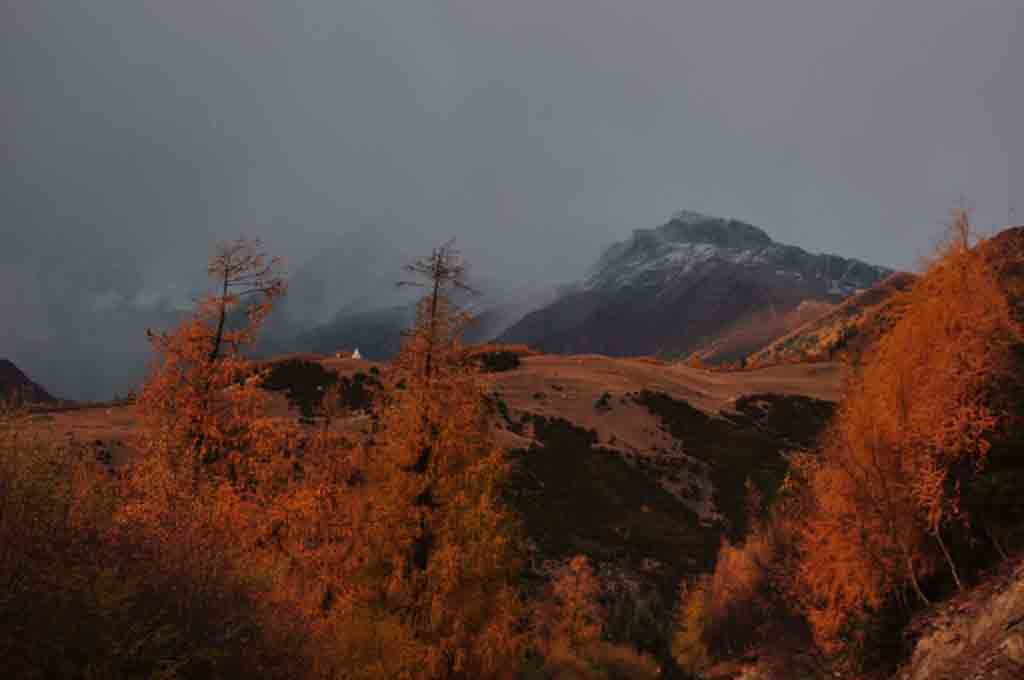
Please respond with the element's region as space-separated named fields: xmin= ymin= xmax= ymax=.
xmin=424 ymin=268 xmax=440 ymax=380
xmin=935 ymin=530 xmax=963 ymax=591
xmin=209 ymin=278 xmax=229 ymax=362
xmin=987 ymin=526 xmax=1009 ymax=561
xmin=906 ymin=553 xmax=930 ymax=605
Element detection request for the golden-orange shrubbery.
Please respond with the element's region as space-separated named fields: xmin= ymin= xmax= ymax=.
xmin=0 ymin=401 xmax=294 ymax=678
xmin=669 ymin=216 xmax=1024 ymax=672
xmin=536 ymin=556 xmax=662 ymax=680
xmin=787 ymin=212 xmax=1024 ymax=659
xmin=538 ymin=556 xmax=607 ymax=651
xmin=672 ymin=514 xmax=779 ymax=673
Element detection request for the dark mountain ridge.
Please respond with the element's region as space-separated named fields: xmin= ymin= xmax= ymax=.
xmin=0 ymin=358 xmax=55 ymax=403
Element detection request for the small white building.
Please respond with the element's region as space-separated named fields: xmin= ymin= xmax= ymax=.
xmin=351 ymin=348 xmax=363 ymax=360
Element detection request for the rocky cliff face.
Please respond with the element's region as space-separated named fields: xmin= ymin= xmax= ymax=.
xmin=500 ymin=212 xmax=892 ymax=360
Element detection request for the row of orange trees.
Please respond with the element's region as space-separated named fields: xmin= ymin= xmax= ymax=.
xmin=1 ymin=238 xmax=660 ymax=679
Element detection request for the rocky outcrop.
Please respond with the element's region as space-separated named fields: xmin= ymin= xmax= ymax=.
xmin=897 ymin=559 xmax=1024 ymax=680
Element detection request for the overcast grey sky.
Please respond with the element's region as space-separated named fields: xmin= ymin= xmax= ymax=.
xmin=5 ymin=0 xmax=1022 ymax=279
xmin=2 ymin=1 xmax=1022 ymax=380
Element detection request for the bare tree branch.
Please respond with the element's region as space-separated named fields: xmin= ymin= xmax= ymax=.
xmin=206 ymin=237 xmax=286 ymax=361
xmin=397 ymin=239 xmax=477 ymax=378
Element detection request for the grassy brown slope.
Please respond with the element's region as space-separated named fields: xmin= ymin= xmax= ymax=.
xmin=748 ymin=271 xmax=917 ymax=367
xmin=689 ymin=299 xmax=834 ymax=365
xmin=25 ymin=353 xmax=841 ymax=494
xmin=484 ymin=354 xmax=840 ymax=418
xmin=486 ymin=354 xmax=838 ymax=539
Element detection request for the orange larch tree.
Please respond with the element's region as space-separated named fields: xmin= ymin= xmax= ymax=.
xmin=253 ymin=243 xmax=525 ymax=679
xmin=136 ymin=236 xmax=286 ymax=489
xmin=206 ymin=237 xmax=285 ymax=362
xmin=396 ymin=239 xmax=476 ymax=381
xmin=788 ymin=211 xmax=1024 ymax=660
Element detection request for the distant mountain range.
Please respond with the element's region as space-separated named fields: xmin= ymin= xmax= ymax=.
xmin=0 ymin=359 xmax=55 ymax=403
xmin=299 ymin=212 xmax=894 ymax=363
xmin=498 ymin=211 xmax=893 ymax=361
xmin=2 ymin=215 xmax=900 ymax=402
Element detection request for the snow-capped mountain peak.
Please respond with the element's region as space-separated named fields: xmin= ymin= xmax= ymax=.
xmin=500 ymin=211 xmax=894 ymax=362
xmin=585 ymin=212 xmax=889 ymax=297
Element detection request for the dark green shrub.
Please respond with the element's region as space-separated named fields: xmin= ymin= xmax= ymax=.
xmin=477 ymin=350 xmax=521 ymax=373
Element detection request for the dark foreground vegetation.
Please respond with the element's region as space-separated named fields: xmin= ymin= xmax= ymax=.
xmin=3 ymin=219 xmax=1024 ymax=679
xmin=261 ymin=357 xmax=380 ymax=417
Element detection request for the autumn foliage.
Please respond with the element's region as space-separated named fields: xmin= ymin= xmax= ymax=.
xmin=668 ymin=215 xmax=1024 ymax=673
xmin=0 ymin=398 xmax=297 ymax=678
xmin=785 ymin=212 xmax=1024 ymax=661
xmin=534 ymin=556 xmax=662 ymax=680
xmin=672 ymin=487 xmax=783 ymax=673
xmin=118 ymin=240 xmax=532 ymax=678
xmin=10 ymin=220 xmax=1023 ymax=676
xmin=137 ymin=237 xmax=286 ymax=491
